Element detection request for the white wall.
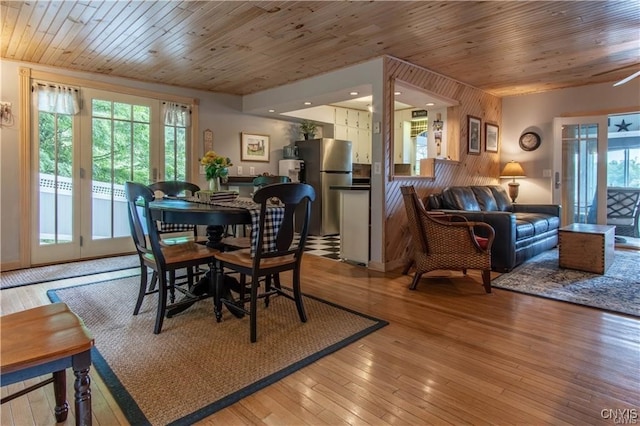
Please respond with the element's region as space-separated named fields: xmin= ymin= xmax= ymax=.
xmin=501 ymin=80 xmax=640 ymax=204
xmin=0 ymin=59 xmax=301 ymax=266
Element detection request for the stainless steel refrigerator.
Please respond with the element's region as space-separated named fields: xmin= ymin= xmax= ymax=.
xmin=296 ymin=138 xmax=352 ymax=235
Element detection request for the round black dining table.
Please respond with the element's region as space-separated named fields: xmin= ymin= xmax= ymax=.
xmin=148 ymin=198 xmax=251 ymax=248
xmin=147 ymin=198 xmax=251 ymax=318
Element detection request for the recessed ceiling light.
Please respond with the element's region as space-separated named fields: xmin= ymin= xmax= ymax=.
xmin=350 ymin=91 xmax=359 ymax=96
xmin=394 ymin=91 xmax=401 ymax=96
xmin=268 ymin=109 xmax=275 ymax=113
xmin=304 ymin=101 xmax=312 ymax=105
xmin=426 ymin=102 xmax=435 ymax=106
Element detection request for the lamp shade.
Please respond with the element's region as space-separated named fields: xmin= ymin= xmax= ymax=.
xmin=500 ymin=161 xmax=526 ymax=178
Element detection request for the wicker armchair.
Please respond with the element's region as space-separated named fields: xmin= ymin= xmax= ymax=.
xmin=401 ymin=186 xmax=495 ymax=293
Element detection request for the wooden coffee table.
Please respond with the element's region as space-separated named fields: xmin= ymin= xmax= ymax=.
xmin=558 ymin=223 xmax=616 ymax=274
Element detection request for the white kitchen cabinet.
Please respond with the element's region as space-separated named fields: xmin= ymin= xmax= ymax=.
xmin=347 ymin=127 xmax=360 ymax=163
xmin=333 ymin=107 xmax=371 ymax=164
xmin=356 ymin=128 xmax=371 ymax=164
xmin=357 ymin=111 xmax=370 ymax=130
xmin=334 ymin=107 xmax=349 ymax=126
xmin=338 ymin=188 xmax=369 ymax=265
xmin=335 ymin=123 xmax=348 ymax=140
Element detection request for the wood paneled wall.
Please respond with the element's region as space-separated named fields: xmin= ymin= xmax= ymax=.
xmin=382 ymin=56 xmax=502 ymax=270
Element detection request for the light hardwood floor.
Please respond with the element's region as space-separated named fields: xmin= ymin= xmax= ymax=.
xmin=1 ymin=255 xmax=638 ymax=425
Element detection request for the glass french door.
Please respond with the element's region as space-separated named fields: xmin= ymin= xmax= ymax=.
xmin=79 ymin=89 xmax=160 ymax=258
xmin=31 ymin=88 xmax=163 ymax=264
xmin=31 ymin=103 xmax=82 ymax=263
xmin=552 ymin=116 xmax=608 ymax=227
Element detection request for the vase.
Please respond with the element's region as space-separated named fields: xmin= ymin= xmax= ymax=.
xmin=208 ymin=177 xmax=220 ymax=192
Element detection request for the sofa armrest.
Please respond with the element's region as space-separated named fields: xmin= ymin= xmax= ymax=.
xmin=513 ymin=204 xmax=561 ymax=217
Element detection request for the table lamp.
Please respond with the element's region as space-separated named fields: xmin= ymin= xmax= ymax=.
xmin=500 ymin=161 xmax=526 ymax=202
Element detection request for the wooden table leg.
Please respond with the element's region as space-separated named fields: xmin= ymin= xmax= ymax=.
xmin=53 ymin=370 xmax=69 ymax=422
xmin=73 ymin=351 xmax=92 ymax=426
xmin=205 ymin=224 xmax=225 ymax=249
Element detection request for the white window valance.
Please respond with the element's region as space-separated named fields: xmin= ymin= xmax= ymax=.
xmin=163 ymin=102 xmax=191 ymax=127
xmin=33 ymin=82 xmax=81 ymax=115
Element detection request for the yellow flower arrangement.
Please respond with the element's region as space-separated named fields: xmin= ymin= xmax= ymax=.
xmin=200 ymin=150 xmax=233 ymax=181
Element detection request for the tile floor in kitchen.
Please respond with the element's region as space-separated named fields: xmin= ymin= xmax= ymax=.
xmin=303 ymin=235 xmax=341 ymax=260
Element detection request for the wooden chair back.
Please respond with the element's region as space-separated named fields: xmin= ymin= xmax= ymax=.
xmin=148 ymin=180 xmax=200 ymax=197
xmin=252 ymin=175 xmax=291 ymax=188
xmin=148 ymin=181 xmax=200 ymax=234
xmin=252 ymin=182 xmax=315 ymax=261
xmin=125 ymin=182 xmax=168 ymax=270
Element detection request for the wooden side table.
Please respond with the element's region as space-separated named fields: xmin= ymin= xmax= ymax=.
xmin=1 ymin=303 xmax=94 ymax=425
xmin=559 ymin=223 xmax=616 ymax=274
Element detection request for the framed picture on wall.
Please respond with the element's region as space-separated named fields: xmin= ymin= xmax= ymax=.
xmin=203 ymin=128 xmax=213 ymax=153
xmin=485 ymin=123 xmax=499 ymax=152
xmin=467 ymin=115 xmax=481 ymax=155
xmin=240 ymin=132 xmax=270 ymax=162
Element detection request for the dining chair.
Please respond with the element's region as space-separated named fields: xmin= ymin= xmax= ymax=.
xmin=222 ymin=175 xmax=292 ymax=246
xmin=213 ymin=182 xmax=315 ymax=342
xmin=147 ymin=181 xmax=203 ymax=292
xmin=401 ymin=185 xmax=494 ymax=293
xmin=125 ymin=181 xmax=219 ymax=334
xmin=148 ymin=181 xmax=201 ymax=240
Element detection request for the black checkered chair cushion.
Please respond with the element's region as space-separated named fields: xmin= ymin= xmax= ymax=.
xmin=156 ymin=222 xmax=195 ymax=233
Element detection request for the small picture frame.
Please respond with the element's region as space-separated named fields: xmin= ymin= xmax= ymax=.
xmin=240 ymin=132 xmax=270 ymax=162
xmin=203 ymin=128 xmax=213 ymax=153
xmin=467 ymin=115 xmax=481 ymax=155
xmin=485 ymin=123 xmax=499 ymax=153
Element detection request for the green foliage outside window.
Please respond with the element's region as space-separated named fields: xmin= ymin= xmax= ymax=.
xmin=608 ymin=148 xmax=640 ymax=187
xmin=91 ymin=100 xmax=151 ymax=185
xmin=38 ymin=112 xmax=73 ymax=177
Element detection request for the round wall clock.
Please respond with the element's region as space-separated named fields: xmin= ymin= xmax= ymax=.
xmin=519 ymin=132 xmax=541 ymax=151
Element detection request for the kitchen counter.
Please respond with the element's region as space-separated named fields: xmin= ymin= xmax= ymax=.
xmin=330 ymin=184 xmax=370 ymax=191
xmin=352 ymin=177 xmax=370 ymax=185
xmin=224 ymin=176 xmax=256 ymax=185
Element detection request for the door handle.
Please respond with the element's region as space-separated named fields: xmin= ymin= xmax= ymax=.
xmin=554 ymin=172 xmax=560 ymax=189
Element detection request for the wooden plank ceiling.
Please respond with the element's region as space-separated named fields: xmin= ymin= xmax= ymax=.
xmin=2 ymin=1 xmax=639 ymax=97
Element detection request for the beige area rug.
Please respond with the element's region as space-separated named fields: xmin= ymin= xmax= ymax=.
xmin=1 ymin=255 xmax=139 ymax=289
xmin=48 ymin=276 xmax=387 ymax=425
xmin=492 ymin=249 xmax=639 ymax=317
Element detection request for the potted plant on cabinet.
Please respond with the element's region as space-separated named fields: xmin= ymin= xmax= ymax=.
xmin=299 ymin=120 xmax=317 ymax=140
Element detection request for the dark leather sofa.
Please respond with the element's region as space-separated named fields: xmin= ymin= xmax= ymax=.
xmin=425 ymin=185 xmax=561 ymax=272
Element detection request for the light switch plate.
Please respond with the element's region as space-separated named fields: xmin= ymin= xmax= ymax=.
xmin=374 ymin=162 xmax=381 ymax=175
xmin=250 ymin=167 xmax=255 ymax=175
xmin=237 ymin=166 xmax=243 ymax=175
xmin=199 ymin=165 xmax=206 ymax=175
xmin=373 ymin=122 xmax=381 ymax=134
xmin=543 ymin=169 xmax=552 ymax=178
